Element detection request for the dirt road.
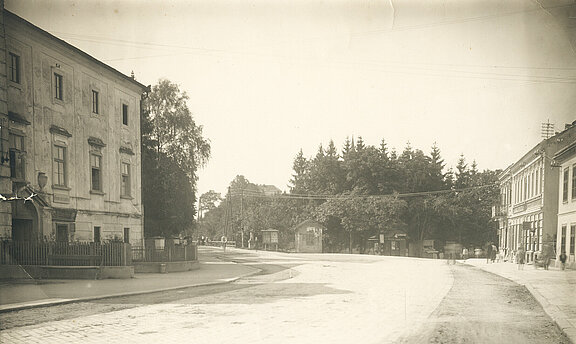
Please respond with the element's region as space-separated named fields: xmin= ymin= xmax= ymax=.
xmin=398 ymin=264 xmax=570 ymax=344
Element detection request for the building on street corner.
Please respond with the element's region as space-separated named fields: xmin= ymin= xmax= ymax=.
xmin=553 ymin=126 xmax=576 ymax=269
xmin=0 ymin=3 xmax=147 ymax=246
xmin=493 ymin=122 xmax=576 ymax=265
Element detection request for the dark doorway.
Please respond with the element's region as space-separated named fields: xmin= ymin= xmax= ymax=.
xmin=94 ymin=226 xmax=101 ymax=243
xmin=123 ymin=228 xmax=130 ymax=243
xmin=12 ymin=219 xmax=33 ymax=241
xmin=56 ymin=224 xmax=68 ymax=242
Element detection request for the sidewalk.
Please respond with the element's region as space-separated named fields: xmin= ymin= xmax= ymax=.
xmin=464 ymin=258 xmax=576 ymax=343
xmin=0 ymin=247 xmax=260 ymax=313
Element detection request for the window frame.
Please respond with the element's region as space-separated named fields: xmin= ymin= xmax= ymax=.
xmin=120 ymin=161 xmax=131 ymax=197
xmin=572 ymin=165 xmax=576 ymax=200
xmin=9 ymin=52 xmax=20 ymax=84
xmin=92 ymin=90 xmax=99 ymax=114
xmin=122 ymin=104 xmax=129 ymax=126
xmin=123 ymin=228 xmax=130 ymax=244
xmin=90 ymin=153 xmax=103 ymax=192
xmin=561 ymin=224 xmax=567 ymax=252
xmin=563 ymin=168 xmax=569 ymax=203
xmin=53 ymin=145 xmax=67 ymax=187
xmin=54 ymin=72 xmax=63 ymax=100
xmin=570 ymin=225 xmax=575 ymax=256
xmin=9 ymin=132 xmax=25 ymax=180
xmin=94 ymin=226 xmax=101 ymax=243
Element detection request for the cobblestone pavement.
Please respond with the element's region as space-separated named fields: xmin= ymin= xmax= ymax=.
xmin=0 ymin=255 xmax=453 ymax=344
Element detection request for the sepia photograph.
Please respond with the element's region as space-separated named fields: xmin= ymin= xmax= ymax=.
xmin=0 ymin=0 xmax=575 ymax=343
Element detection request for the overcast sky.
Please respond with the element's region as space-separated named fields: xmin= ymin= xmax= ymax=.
xmin=6 ymin=0 xmax=576 ymax=198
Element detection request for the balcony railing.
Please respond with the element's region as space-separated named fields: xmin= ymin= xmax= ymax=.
xmin=492 ymin=205 xmax=508 ymax=218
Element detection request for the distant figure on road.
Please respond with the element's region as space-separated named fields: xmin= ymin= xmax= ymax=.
xmin=517 ymin=249 xmax=525 ymax=270
xmin=559 ymin=251 xmax=567 ymax=270
xmin=486 ymin=243 xmax=493 ymax=264
xmin=462 ymin=247 xmax=469 ymax=260
xmin=221 ymin=235 xmax=227 ymax=251
xmin=490 ymin=244 xmax=497 ymax=263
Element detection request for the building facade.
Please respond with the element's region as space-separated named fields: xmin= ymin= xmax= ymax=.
xmin=554 ymin=130 xmax=576 ymax=268
xmin=494 ymin=124 xmax=576 ymax=263
xmin=0 ymin=7 xmax=147 ymax=246
xmin=294 ymin=219 xmax=324 ymax=253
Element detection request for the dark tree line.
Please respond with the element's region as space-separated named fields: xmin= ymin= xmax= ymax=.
xmin=200 ymin=137 xmax=499 ymax=254
xmin=141 ymin=79 xmax=210 ymax=238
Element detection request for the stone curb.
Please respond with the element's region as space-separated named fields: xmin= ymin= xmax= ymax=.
xmin=0 ymin=269 xmax=261 ymax=314
xmin=462 ymin=262 xmax=575 ymax=344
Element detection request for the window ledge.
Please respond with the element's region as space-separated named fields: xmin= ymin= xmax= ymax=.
xmin=52 ymin=185 xmax=71 ymax=191
xmin=121 ymin=195 xmax=133 ymax=200
xmin=90 ymin=190 xmax=105 ymax=196
xmin=8 ymin=82 xmax=22 ymax=90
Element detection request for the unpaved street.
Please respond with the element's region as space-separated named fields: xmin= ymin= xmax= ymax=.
xmin=0 ymin=251 xmax=570 ymax=344
xmin=399 ymin=264 xmax=570 ymax=344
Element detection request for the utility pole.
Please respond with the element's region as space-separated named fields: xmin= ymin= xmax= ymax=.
xmin=240 ymin=188 xmax=244 ymax=248
xmin=541 ymin=120 xmax=555 ymax=140
xmin=224 ymin=187 xmax=231 ymax=239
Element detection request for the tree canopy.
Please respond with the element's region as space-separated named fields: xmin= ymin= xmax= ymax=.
xmin=200 ymin=138 xmax=498 ymax=254
xmin=142 ymin=79 xmax=211 ymax=238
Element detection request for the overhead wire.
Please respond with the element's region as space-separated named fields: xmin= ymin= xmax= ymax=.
xmin=226 ymin=183 xmax=497 ymax=201
xmin=47 ymin=2 xmax=576 ymax=85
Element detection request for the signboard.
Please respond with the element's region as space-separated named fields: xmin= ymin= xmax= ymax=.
xmin=262 ymin=230 xmax=279 ymax=244
xmin=523 ymin=222 xmax=532 ymax=232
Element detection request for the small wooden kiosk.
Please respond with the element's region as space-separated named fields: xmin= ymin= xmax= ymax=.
xmin=261 ymin=229 xmax=279 ymax=251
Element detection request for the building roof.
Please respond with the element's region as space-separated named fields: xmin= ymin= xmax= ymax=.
xmin=258 ymin=184 xmax=282 ymax=196
xmin=553 ymin=140 xmax=576 ymax=163
xmin=498 ymin=122 xmax=576 ymax=179
xmin=293 ymin=219 xmax=325 ymax=230
xmin=5 ymin=10 xmax=148 ymax=92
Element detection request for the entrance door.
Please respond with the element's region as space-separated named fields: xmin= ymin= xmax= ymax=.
xmin=12 ymin=219 xmax=33 ymax=241
xmin=123 ymin=228 xmax=130 ymax=244
xmin=56 ymin=224 xmax=68 ymax=242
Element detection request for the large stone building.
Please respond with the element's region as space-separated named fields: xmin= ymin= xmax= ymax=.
xmin=494 ymin=123 xmax=576 ymax=263
xmin=554 ymin=126 xmax=576 ymax=268
xmin=0 ymin=5 xmax=147 ymax=246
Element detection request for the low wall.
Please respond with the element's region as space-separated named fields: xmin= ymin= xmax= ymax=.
xmin=41 ymin=266 xmax=100 ymax=279
xmin=0 ymin=265 xmax=41 ymax=280
xmin=98 ymin=266 xmax=134 ymax=279
xmin=133 ymin=260 xmax=199 ymax=273
xmin=0 ymin=265 xmax=134 ymax=280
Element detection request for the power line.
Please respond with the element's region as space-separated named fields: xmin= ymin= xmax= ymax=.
xmin=351 ymin=2 xmax=575 ymax=36
xmin=227 ymin=183 xmax=497 ymax=201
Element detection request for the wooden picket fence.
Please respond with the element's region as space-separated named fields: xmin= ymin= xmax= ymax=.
xmin=0 ymin=241 xmax=132 ymax=266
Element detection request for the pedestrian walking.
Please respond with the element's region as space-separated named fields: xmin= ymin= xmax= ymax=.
xmin=517 ymin=248 xmax=525 ymax=270
xmin=486 ymin=243 xmax=493 ymax=264
xmin=559 ymin=251 xmax=567 ymax=270
xmin=462 ymin=247 xmax=469 ymax=260
xmin=491 ymin=244 xmax=497 ymax=263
